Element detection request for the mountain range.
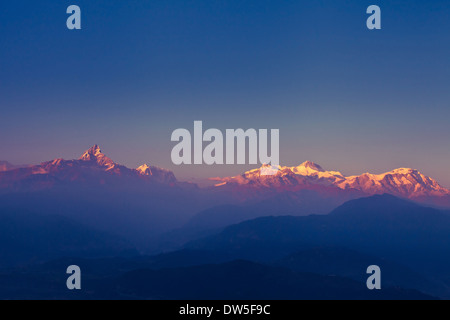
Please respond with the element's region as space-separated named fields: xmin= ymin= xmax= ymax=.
xmin=212 ymin=161 xmax=450 ymax=202
xmin=1 ymin=145 xmax=449 ymax=207
xmin=0 ymin=145 xmax=177 ymax=191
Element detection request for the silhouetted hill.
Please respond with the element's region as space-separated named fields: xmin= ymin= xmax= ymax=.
xmin=155 ymin=190 xmax=358 ymax=253
xmin=275 ymin=247 xmax=447 ymax=298
xmin=1 ymin=259 xmax=430 ymax=300
xmin=0 ymin=209 xmax=135 ymax=268
xmin=106 ymin=260 xmax=434 ymax=300
xmin=0 ymin=246 xmax=438 ymax=300
xmin=186 ymin=195 xmax=450 ymax=298
xmin=30 ymin=249 xmax=231 ymax=278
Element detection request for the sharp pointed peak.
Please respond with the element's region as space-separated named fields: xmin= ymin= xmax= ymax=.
xmin=79 ymin=145 xmax=115 ymax=168
xmin=80 ymin=145 xmax=102 ymax=158
xmin=80 ymin=144 xmax=105 ymax=159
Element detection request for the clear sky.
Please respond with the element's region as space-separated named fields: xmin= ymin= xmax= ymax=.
xmin=1 ymin=0 xmax=450 ymax=186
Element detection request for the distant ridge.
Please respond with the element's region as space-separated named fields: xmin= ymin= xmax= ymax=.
xmin=0 ymin=160 xmax=26 ymax=172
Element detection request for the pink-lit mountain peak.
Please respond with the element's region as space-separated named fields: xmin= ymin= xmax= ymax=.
xmin=136 ymin=164 xmax=177 ymax=183
xmin=80 ymin=144 xmax=102 ymax=159
xmin=298 ymin=161 xmax=325 ymax=172
xmin=79 ymin=145 xmax=115 ymax=168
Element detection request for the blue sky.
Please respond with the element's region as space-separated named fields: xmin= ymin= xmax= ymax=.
xmin=1 ymin=0 xmax=450 ymax=185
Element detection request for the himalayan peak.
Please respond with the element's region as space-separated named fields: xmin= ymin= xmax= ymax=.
xmin=298 ymin=161 xmax=325 ymax=172
xmin=136 ymin=164 xmax=177 ymax=183
xmin=79 ymin=144 xmax=115 ymax=169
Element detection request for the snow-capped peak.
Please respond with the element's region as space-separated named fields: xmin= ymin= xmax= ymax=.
xmin=79 ymin=145 xmax=102 ymax=161
xmin=296 ymin=161 xmax=325 ymax=172
xmin=136 ymin=164 xmax=177 ymax=183
xmin=79 ymin=145 xmax=115 ymax=168
xmin=289 ymin=161 xmax=345 ymax=179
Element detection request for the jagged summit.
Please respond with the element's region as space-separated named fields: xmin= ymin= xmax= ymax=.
xmin=79 ymin=145 xmax=115 ymax=168
xmin=79 ymin=144 xmax=102 ymax=160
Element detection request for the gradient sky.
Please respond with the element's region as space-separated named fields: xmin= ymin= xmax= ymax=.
xmin=1 ymin=0 xmax=450 ymax=186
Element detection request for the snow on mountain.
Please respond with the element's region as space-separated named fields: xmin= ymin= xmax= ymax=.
xmin=213 ymin=161 xmax=450 ymax=199
xmin=136 ymin=164 xmax=177 ymax=184
xmin=136 ymin=164 xmax=152 ymax=175
xmin=212 ymin=161 xmax=345 ymax=189
xmin=0 ymin=145 xmax=178 ymax=189
xmin=1 ymin=146 xmax=449 ymax=205
xmin=79 ymin=144 xmax=116 ymax=169
xmin=337 ymin=168 xmax=448 ymax=198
